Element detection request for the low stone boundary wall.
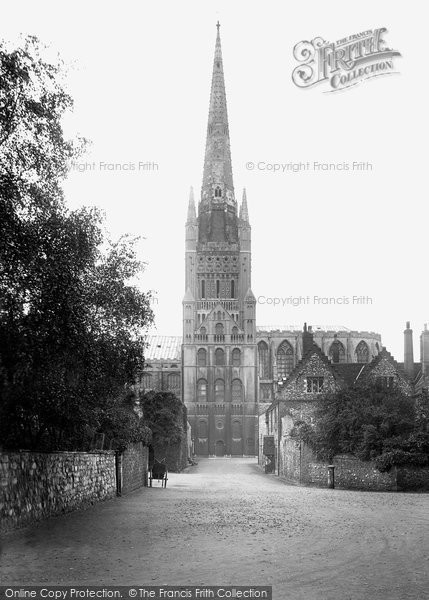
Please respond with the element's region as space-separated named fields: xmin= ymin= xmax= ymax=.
xmin=279 ymin=439 xmax=429 ymax=491
xmin=0 ymin=451 xmax=116 ymax=532
xmin=0 ymin=443 xmax=150 ymax=533
xmin=118 ymin=442 xmax=149 ymax=495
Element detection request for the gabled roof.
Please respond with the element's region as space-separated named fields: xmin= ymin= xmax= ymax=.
xmin=202 ymin=301 xmax=242 ymax=330
xmin=357 ymin=347 xmax=414 ymax=385
xmin=144 ymin=335 xmax=182 ymax=361
xmin=277 ymin=343 xmax=344 ymax=395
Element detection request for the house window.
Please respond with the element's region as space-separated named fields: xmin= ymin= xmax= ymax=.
xmin=258 ymin=341 xmax=270 ymax=379
xmin=197 ymin=379 xmax=207 ymax=402
xmin=329 ymin=341 xmax=346 ymax=364
xmin=215 ymin=348 xmax=225 ymax=366
xmin=277 ymin=341 xmax=294 ymax=379
xmin=355 ymin=341 xmax=370 ymax=363
xmin=215 ymin=379 xmax=225 ymax=402
xmin=197 ymin=348 xmax=207 ymax=366
xmin=306 ymin=377 xmax=324 ymax=393
xmin=376 ymin=376 xmax=395 ymax=389
xmin=232 ymin=348 xmax=240 ymax=367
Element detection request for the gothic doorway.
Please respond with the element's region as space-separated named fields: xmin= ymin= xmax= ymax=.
xmin=215 ymin=440 xmax=225 ymax=457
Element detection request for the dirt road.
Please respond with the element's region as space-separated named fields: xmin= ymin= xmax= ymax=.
xmin=1 ymin=458 xmax=428 ymax=599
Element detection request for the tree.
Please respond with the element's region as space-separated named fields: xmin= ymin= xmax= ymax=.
xmin=0 ymin=36 xmax=154 ymax=450
xmin=292 ymin=384 xmax=429 ymax=471
xmin=140 ymin=391 xmax=186 ymax=447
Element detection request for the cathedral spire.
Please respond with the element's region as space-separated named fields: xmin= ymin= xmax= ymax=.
xmin=187 ymin=186 xmax=196 ymax=222
xmin=240 ymin=188 xmax=249 ymax=223
xmin=201 ymin=22 xmax=235 ymax=207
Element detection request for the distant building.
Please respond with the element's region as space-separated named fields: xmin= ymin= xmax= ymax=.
xmin=258 ymin=322 xmax=429 ymax=488
xmin=139 ymin=24 xmax=390 ymax=458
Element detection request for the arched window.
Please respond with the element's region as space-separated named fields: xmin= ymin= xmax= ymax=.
xmin=198 ymin=420 xmax=208 ymax=437
xmin=215 ymin=348 xmax=225 ymax=366
xmin=197 ymin=379 xmax=207 ymax=402
xmin=232 ymin=348 xmax=241 ymax=367
xmin=277 ymin=341 xmax=294 ymax=379
xmin=232 ymin=420 xmax=242 ymax=438
xmin=258 ymin=341 xmax=270 ymax=379
xmin=215 ymin=379 xmax=225 ymax=402
xmin=215 ymin=323 xmax=224 ymax=335
xmin=215 ymin=186 xmax=222 ymax=197
xmin=329 ymin=341 xmax=346 ymax=364
xmin=167 ymin=373 xmax=180 ymax=392
xmin=197 ymin=348 xmax=207 ymax=366
xmin=231 ymin=279 xmax=235 ymax=298
xmin=232 ymin=379 xmax=243 ymax=402
xmin=355 ymin=340 xmax=370 ymax=363
xmin=201 ymin=280 xmax=205 ymax=299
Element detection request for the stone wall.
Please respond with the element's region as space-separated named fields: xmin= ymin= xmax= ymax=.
xmin=277 ymin=438 xmax=429 ymax=491
xmin=119 ymin=443 xmax=149 ymax=495
xmin=0 ymin=451 xmax=116 ymax=533
xmin=331 ymin=454 xmax=397 ymax=491
xmin=0 ymin=444 xmax=152 ymax=533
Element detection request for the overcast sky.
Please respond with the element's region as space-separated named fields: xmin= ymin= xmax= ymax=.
xmin=3 ymin=1 xmax=428 ymax=361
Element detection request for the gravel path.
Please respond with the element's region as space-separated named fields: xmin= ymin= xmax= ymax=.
xmin=1 ymin=458 xmax=428 ymax=599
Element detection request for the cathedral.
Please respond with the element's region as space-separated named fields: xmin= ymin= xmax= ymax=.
xmin=140 ymin=24 xmax=429 ymax=458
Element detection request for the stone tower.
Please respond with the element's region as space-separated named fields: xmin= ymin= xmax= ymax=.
xmin=182 ymin=23 xmax=257 ymax=457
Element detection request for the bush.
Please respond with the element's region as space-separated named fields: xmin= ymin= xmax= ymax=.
xmin=296 ymin=385 xmax=429 ymax=471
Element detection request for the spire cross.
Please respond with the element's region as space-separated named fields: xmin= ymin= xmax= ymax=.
xmin=216 ymin=21 xmax=220 ymax=32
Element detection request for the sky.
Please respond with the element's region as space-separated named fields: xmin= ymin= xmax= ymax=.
xmin=3 ymin=1 xmax=428 ymax=361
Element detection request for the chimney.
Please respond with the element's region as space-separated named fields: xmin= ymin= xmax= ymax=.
xmin=421 ymin=324 xmax=429 ymax=375
xmin=303 ymin=322 xmax=314 ymax=356
xmin=404 ymin=321 xmax=414 ymax=377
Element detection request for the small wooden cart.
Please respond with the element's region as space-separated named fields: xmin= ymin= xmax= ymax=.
xmin=149 ymin=458 xmax=168 ymax=488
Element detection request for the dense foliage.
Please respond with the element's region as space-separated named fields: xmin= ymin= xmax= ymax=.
xmin=290 ymin=385 xmax=429 ymax=471
xmin=0 ymin=36 xmax=154 ymax=451
xmin=140 ymin=391 xmax=186 ymax=447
